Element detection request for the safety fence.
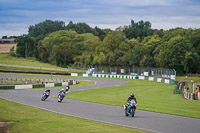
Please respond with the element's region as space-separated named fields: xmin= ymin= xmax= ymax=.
xmin=93 ymin=66 xmax=176 ymax=77
xmin=0 ymin=79 xmax=77 ymax=90
xmin=0 ymin=64 xmax=176 ymax=79
xmin=71 ymin=73 xmax=176 ymax=85
xmin=183 ymin=88 xmax=195 ymax=100
xmin=173 ymin=81 xmax=200 ymax=100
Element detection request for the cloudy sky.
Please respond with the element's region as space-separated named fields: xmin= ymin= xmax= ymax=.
xmin=0 ymin=0 xmax=200 ymax=38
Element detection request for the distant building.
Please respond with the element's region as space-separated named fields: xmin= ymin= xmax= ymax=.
xmin=0 ymin=38 xmax=15 ymax=44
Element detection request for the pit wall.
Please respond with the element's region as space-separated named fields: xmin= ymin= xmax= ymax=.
xmin=71 ymin=73 xmax=176 ymax=85
xmin=0 ymin=80 xmax=77 ymax=90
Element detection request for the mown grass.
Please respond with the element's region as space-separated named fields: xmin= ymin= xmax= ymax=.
xmin=0 ymin=98 xmax=148 ymax=133
xmin=0 ymin=53 xmax=85 ymax=73
xmin=176 ymin=75 xmax=200 ymax=83
xmin=72 ymin=80 xmax=95 ymax=88
xmin=67 ymin=79 xmax=200 ymax=118
xmin=0 ymin=53 xmax=61 ymax=68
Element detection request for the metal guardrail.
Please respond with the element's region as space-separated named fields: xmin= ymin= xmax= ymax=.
xmin=0 ymin=77 xmax=70 ymax=85
xmin=91 ymin=66 xmax=176 ymax=79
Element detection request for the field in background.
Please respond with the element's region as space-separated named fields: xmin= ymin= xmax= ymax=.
xmin=176 ymin=75 xmax=200 ymax=83
xmin=0 ymin=44 xmax=16 ymax=53
xmin=0 ymin=53 xmax=85 ymax=73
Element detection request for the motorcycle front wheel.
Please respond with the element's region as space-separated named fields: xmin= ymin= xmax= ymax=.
xmin=41 ymin=95 xmax=46 ymax=101
xmin=125 ymin=107 xmax=129 ymax=116
xmin=131 ymin=108 xmax=135 ymax=117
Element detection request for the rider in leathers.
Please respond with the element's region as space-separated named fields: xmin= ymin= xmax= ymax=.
xmin=127 ymin=93 xmax=137 ymax=103
xmin=126 ymin=93 xmax=137 ymax=112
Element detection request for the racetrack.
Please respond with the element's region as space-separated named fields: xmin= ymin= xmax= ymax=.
xmin=0 ymin=73 xmax=200 ymax=133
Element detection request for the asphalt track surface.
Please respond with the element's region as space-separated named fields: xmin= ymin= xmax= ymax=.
xmin=0 ymin=73 xmax=200 ymax=133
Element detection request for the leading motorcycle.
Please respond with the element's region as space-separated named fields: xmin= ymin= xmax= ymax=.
xmin=124 ymin=100 xmax=137 ymax=117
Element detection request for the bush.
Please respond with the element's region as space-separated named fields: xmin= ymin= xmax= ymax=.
xmin=9 ymin=46 xmax=16 ymax=57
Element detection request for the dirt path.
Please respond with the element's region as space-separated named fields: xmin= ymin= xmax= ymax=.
xmin=0 ymin=122 xmax=14 ymax=133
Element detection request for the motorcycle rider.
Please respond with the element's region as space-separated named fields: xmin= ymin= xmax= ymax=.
xmin=127 ymin=93 xmax=137 ymax=103
xmin=59 ymin=88 xmax=66 ymax=95
xmin=65 ymin=86 xmax=70 ymax=92
xmin=43 ymin=89 xmax=50 ymax=96
xmin=125 ymin=93 xmax=137 ymax=112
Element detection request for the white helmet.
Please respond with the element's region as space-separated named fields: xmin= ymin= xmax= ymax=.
xmin=61 ymin=88 xmax=65 ymax=91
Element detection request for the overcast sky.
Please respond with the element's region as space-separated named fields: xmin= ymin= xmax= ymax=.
xmin=0 ymin=0 xmax=200 ymax=38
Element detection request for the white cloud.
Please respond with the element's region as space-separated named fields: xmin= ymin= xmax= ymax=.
xmin=0 ymin=0 xmax=200 ymax=38
xmin=0 ymin=23 xmax=28 ymax=37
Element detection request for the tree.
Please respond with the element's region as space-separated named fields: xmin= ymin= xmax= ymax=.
xmin=28 ymin=20 xmax=65 ymax=37
xmin=140 ymin=35 xmax=162 ymax=67
xmin=123 ymin=20 xmax=153 ymax=39
xmin=9 ymin=46 xmax=16 ymax=57
xmin=99 ymin=31 xmax=129 ymax=66
xmin=28 ymin=20 xmax=65 ymax=58
xmin=103 ymin=31 xmax=126 ymax=53
xmin=65 ymin=21 xmax=107 ymax=40
xmin=126 ymin=39 xmax=143 ymax=66
xmin=156 ymin=36 xmax=193 ymax=74
xmin=65 ymin=21 xmax=94 ymax=34
xmin=72 ymin=33 xmax=100 ymax=66
xmin=182 ymin=51 xmax=199 ymax=73
xmin=38 ymin=30 xmax=79 ymax=66
xmin=2 ymin=36 xmax=7 ymax=39
xmin=16 ymin=35 xmax=35 ymax=57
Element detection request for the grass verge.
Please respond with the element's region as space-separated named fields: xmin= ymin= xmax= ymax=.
xmin=0 ymin=98 xmax=148 ymax=133
xmin=0 ymin=53 xmax=85 ymax=73
xmin=67 ymin=79 xmax=200 ymax=118
xmin=176 ymin=75 xmax=200 ymax=83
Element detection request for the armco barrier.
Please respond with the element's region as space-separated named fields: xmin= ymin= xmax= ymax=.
xmin=183 ymin=88 xmax=194 ymax=100
xmin=0 ymin=80 xmax=77 ymax=90
xmin=15 ymin=85 xmax=32 ymax=89
xmin=54 ymin=83 xmax=62 ymax=87
xmin=33 ymin=84 xmax=45 ymax=88
xmin=71 ymin=73 xmax=176 ymax=85
xmin=0 ymin=86 xmax=15 ymax=90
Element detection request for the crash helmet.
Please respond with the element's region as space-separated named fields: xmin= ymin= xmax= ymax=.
xmin=61 ymin=88 xmax=65 ymax=91
xmin=46 ymin=89 xmax=50 ymax=92
xmin=130 ymin=93 xmax=134 ymax=98
xmin=66 ymin=86 xmax=70 ymax=89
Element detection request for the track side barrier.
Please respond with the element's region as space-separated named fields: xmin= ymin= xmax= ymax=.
xmin=71 ymin=73 xmax=176 ymax=85
xmin=0 ymin=80 xmax=77 ymax=90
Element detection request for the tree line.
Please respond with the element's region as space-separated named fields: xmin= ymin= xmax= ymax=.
xmin=14 ymin=20 xmax=200 ymax=74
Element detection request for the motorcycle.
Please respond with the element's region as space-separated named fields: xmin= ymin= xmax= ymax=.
xmin=58 ymin=91 xmax=66 ymax=103
xmin=124 ymin=100 xmax=137 ymax=117
xmin=41 ymin=92 xmax=50 ymax=101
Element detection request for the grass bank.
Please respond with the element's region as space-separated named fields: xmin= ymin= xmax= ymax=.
xmin=67 ymin=79 xmax=200 ymax=118
xmin=0 ymin=98 xmax=148 ymax=133
xmin=0 ymin=53 xmax=85 ymax=73
xmin=176 ymin=75 xmax=200 ymax=83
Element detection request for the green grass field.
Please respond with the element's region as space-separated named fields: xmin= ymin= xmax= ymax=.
xmin=1 ymin=53 xmax=200 ymax=132
xmin=0 ymin=53 xmax=85 ymax=73
xmin=0 ymin=53 xmax=62 ymax=68
xmin=0 ymin=98 xmax=148 ymax=133
xmin=67 ymin=79 xmax=200 ymax=118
